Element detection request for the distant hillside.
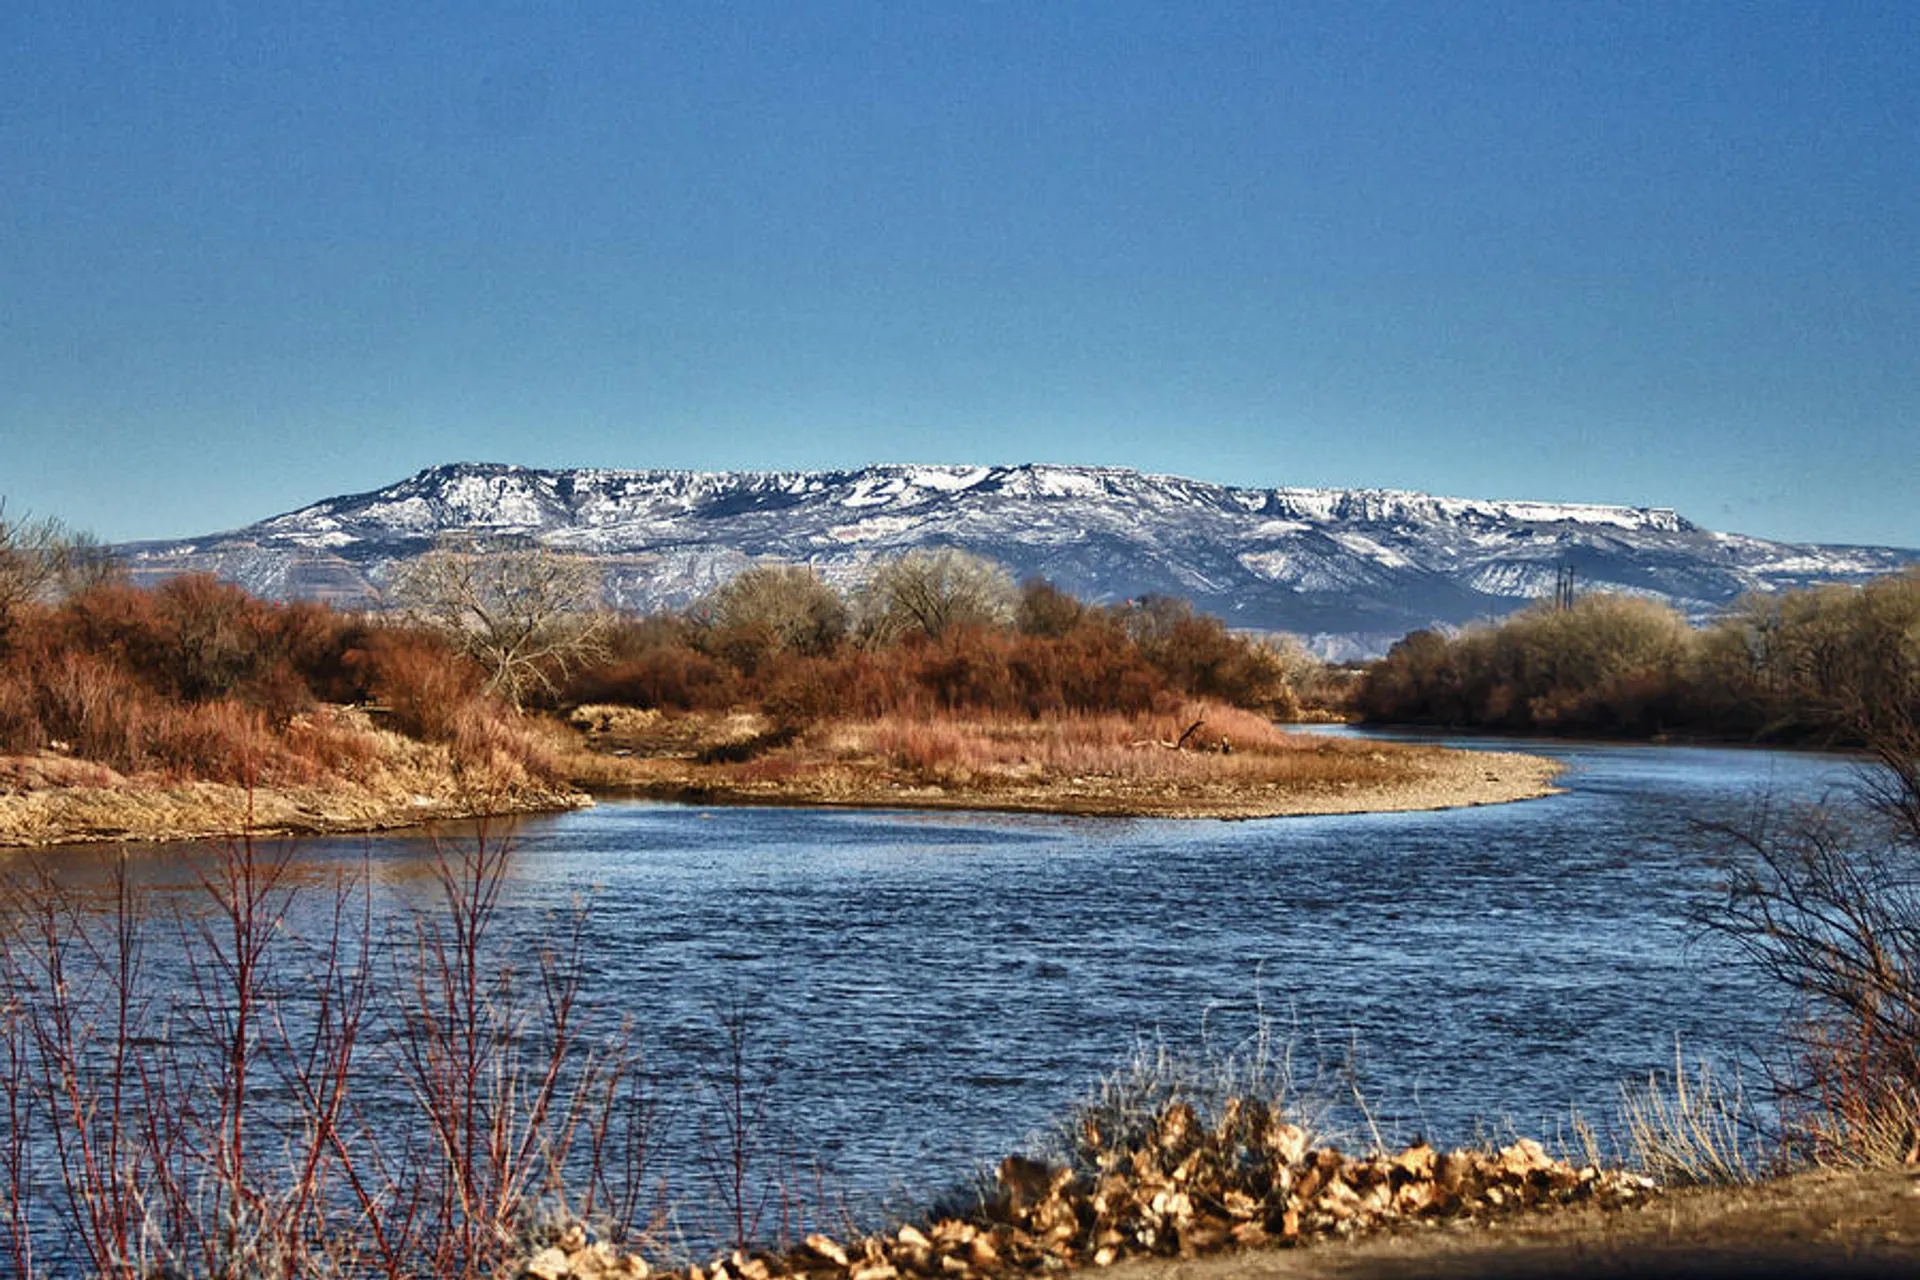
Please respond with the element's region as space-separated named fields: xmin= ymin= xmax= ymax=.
xmin=117 ymin=462 xmax=1918 ymax=658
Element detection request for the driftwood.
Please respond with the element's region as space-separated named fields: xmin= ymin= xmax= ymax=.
xmin=1128 ymin=719 xmax=1210 ymax=752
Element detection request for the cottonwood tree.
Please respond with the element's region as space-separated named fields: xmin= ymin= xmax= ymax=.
xmin=856 ymin=547 xmax=1017 ymax=643
xmin=1015 ymin=576 xmax=1087 ymax=638
xmin=387 ymin=536 xmax=608 ymax=708
xmin=698 ymin=563 xmax=848 ymax=667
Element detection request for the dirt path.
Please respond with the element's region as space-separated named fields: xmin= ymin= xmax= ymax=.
xmin=1108 ymin=1168 xmax=1920 ymax=1279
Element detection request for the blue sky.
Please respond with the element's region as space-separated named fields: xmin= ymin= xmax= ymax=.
xmin=4 ymin=1 xmax=1916 ymax=547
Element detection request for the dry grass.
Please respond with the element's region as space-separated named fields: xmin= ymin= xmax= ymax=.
xmin=1618 ymin=1044 xmax=1759 ymax=1186
xmin=0 ymin=708 xmax=588 ymax=848
xmin=841 ymin=703 xmax=1400 ymax=791
xmin=571 ymin=702 xmax=1561 ymax=819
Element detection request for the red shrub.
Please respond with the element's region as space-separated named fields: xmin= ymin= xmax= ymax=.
xmin=346 ymin=629 xmax=485 ymax=742
xmin=572 ymin=646 xmax=739 ymax=711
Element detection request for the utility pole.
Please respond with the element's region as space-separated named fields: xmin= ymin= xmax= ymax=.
xmin=1553 ymin=565 xmax=1577 ymax=611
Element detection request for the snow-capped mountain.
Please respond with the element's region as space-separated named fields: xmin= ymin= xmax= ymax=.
xmin=117 ymin=462 xmax=1917 ymax=658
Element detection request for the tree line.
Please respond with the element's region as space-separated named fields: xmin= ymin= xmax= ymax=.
xmin=1357 ymin=570 xmax=1920 ymax=744
xmin=0 ymin=507 xmax=1335 ymax=782
xmin=562 ymin=547 xmax=1329 ymax=723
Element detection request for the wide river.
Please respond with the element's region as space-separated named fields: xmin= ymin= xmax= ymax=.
xmin=11 ymin=734 xmax=1869 ymax=1224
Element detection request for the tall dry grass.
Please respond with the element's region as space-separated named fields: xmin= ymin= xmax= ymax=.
xmin=1617 ymin=1043 xmax=1759 ymax=1186
xmin=837 ymin=702 xmax=1396 ymax=791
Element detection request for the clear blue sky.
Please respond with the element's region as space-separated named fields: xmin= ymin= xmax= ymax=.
xmin=4 ymin=1 xmax=1916 ymax=547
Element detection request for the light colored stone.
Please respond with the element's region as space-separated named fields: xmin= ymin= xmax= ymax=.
xmin=804 ymin=1234 xmax=850 ymax=1267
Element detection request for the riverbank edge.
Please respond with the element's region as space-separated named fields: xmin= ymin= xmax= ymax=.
xmin=589 ymin=744 xmax=1563 ymax=820
xmin=0 ymin=743 xmax=1562 ymax=849
xmin=1104 ymin=1165 xmax=1920 ymax=1278
xmin=0 ymin=767 xmax=594 ymax=850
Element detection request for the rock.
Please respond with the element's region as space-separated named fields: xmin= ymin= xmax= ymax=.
xmin=1496 ymin=1138 xmax=1552 ymax=1178
xmin=1265 ymin=1122 xmax=1309 ymax=1166
xmin=1220 ymin=1189 xmax=1260 ymax=1221
xmin=526 ymin=1247 xmax=572 ymax=1280
xmin=1393 ymin=1178 xmax=1440 ymax=1215
xmin=1155 ymin=1102 xmax=1198 ymax=1155
xmin=1390 ymin=1142 xmax=1437 ymax=1182
xmin=804 ymin=1234 xmax=850 ymax=1267
xmin=1434 ymin=1150 xmax=1477 ymax=1199
xmin=1314 ymin=1177 xmax=1363 ymax=1221
xmin=568 ymin=1243 xmax=620 ymax=1279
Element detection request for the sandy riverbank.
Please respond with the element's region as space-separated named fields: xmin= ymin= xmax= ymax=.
xmin=1 ymin=704 xmax=1562 ymax=848
xmin=600 ymin=742 xmax=1561 ymax=819
xmin=572 ymin=706 xmax=1564 ymax=820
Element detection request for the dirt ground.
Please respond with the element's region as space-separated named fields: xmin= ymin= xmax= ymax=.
xmin=1109 ymin=1167 xmax=1920 ymax=1280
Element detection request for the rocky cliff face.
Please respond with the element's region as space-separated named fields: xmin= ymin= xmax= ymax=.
xmin=116 ymin=462 xmax=1917 ymax=658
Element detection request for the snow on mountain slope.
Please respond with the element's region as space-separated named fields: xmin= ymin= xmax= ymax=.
xmin=117 ymin=462 xmax=1918 ymax=658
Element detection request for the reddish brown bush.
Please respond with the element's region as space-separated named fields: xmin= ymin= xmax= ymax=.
xmin=572 ymin=647 xmax=740 ymax=711
xmin=345 ymin=628 xmax=485 ymax=742
xmin=0 ymin=665 xmax=38 ymax=753
xmin=1 ymin=572 xmax=572 ymax=794
xmin=561 ymin=579 xmax=1304 ymax=726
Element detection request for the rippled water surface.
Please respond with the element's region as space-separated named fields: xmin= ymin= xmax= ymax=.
xmin=15 ymin=735 xmax=1867 ymax=1212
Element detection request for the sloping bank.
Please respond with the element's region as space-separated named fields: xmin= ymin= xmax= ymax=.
xmin=509 ymin=1097 xmax=1663 ymax=1280
xmin=0 ymin=718 xmax=589 ymax=849
xmin=0 ymin=707 xmax=1562 ymax=848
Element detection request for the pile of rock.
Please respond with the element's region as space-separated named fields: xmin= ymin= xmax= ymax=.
xmin=516 ymin=1097 xmax=1656 ymax=1280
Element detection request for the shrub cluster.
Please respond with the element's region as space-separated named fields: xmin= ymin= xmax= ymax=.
xmin=0 ymin=574 xmax=549 ymax=784
xmin=1356 ymin=570 xmax=1920 ymax=743
xmin=565 ymin=569 xmax=1325 ymax=724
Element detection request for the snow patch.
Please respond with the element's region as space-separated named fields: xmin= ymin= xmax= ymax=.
xmin=1327 ymin=531 xmax=1414 ymax=569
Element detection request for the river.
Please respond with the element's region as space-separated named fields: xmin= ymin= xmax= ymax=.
xmin=3 ymin=734 xmax=1869 ymax=1235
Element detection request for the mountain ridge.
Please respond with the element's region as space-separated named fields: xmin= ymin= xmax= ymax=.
xmin=117 ymin=462 xmax=1917 ymax=659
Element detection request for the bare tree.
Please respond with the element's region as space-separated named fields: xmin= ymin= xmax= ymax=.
xmin=856 ymin=548 xmax=1016 ymax=643
xmin=0 ymin=502 xmax=118 ymax=648
xmin=387 ymin=536 xmax=608 ymax=708
xmin=1701 ymin=589 xmax=1920 ymax=1165
xmin=699 ymin=564 xmax=848 ymax=660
